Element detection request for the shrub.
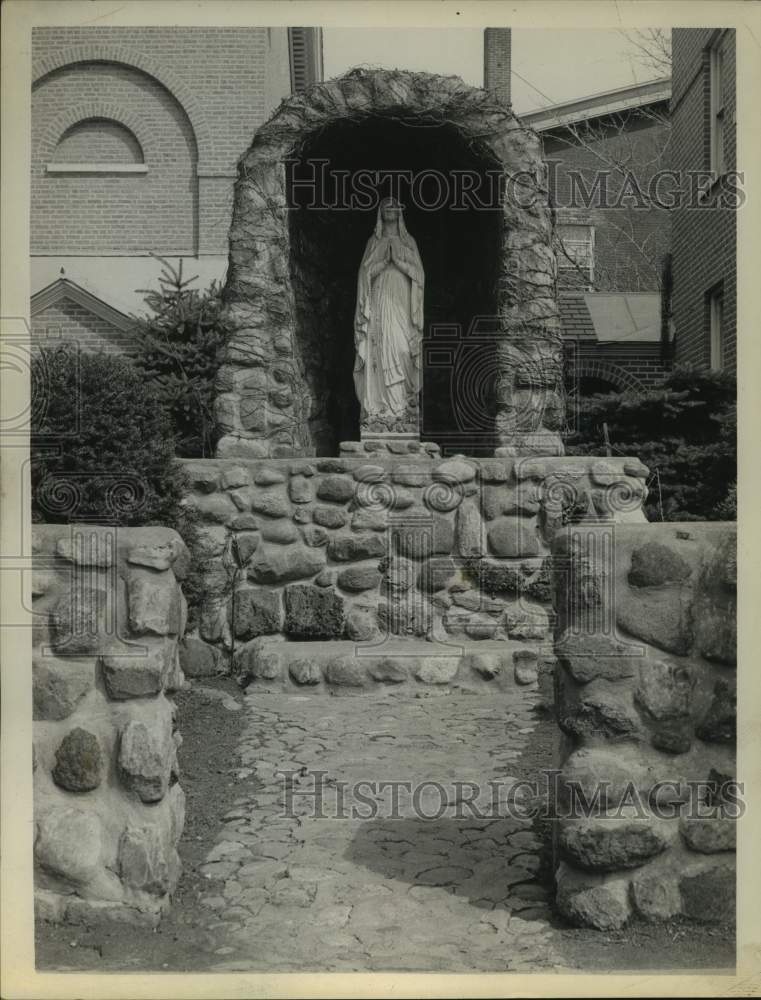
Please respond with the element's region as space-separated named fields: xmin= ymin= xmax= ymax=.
xmin=31 ymin=346 xmax=220 ymax=624
xmin=32 ymin=346 xmax=186 ymax=525
xmin=564 ymin=365 xmax=736 ymax=521
xmin=131 ymin=257 xmax=234 ymax=457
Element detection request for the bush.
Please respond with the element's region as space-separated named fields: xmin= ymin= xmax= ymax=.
xmin=32 ymin=346 xmax=187 ymax=525
xmin=131 ymin=257 xmax=234 ymax=457
xmin=564 ymin=365 xmax=736 ymax=521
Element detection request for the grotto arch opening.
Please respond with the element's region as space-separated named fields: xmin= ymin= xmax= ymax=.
xmin=287 ymin=115 xmax=504 ymax=455
xmin=218 ymin=69 xmax=563 ymax=461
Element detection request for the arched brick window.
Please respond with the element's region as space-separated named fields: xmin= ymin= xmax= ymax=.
xmin=52 ymin=118 xmax=144 ymax=167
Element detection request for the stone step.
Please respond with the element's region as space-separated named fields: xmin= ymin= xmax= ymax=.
xmin=234 ymin=637 xmax=551 ymax=695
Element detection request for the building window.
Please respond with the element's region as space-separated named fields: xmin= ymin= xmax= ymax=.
xmin=557 ymin=224 xmax=595 ymax=288
xmin=47 ymin=118 xmax=147 ymax=174
xmin=709 ymin=285 xmax=724 ymax=370
xmin=709 ymin=38 xmax=726 ymax=176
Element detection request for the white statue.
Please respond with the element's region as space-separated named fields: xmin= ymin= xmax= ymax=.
xmin=353 ymin=198 xmax=424 ymax=433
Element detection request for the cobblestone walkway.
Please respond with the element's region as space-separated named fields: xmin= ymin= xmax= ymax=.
xmin=196 ymin=687 xmax=564 ymax=972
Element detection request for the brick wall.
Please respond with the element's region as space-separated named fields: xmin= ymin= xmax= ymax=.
xmin=31 ymin=300 xmax=135 ymax=354
xmin=671 ymin=28 xmax=737 ymax=372
xmin=32 ymin=63 xmax=197 ymax=255
xmin=31 ymin=27 xmax=289 ymax=257
xmin=544 ymin=110 xmax=671 ymax=294
xmin=565 ymin=341 xmax=670 ymax=395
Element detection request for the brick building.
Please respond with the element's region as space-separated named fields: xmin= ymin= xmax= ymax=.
xmin=31 ymin=26 xmax=323 ymax=342
xmin=31 ymin=25 xmax=685 ymax=398
xmin=523 ymin=79 xmax=673 ymax=395
xmin=670 ymin=28 xmax=737 ymax=372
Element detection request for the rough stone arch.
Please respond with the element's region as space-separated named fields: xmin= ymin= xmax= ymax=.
xmin=32 ymin=45 xmax=210 ymax=169
xmin=218 ymin=68 xmax=562 ymax=459
xmin=35 ymin=103 xmax=155 ymax=165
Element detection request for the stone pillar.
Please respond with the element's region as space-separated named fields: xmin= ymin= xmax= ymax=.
xmin=33 ymin=525 xmax=189 ymax=927
xmin=551 ymin=522 xmax=737 ymax=929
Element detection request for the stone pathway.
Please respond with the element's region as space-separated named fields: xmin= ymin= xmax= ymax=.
xmin=195 ymin=686 xmax=565 ymax=972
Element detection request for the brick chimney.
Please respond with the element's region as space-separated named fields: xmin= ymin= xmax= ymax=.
xmin=484 ymin=28 xmax=512 ymax=106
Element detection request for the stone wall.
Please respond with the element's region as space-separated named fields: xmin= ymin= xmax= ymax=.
xmin=178 ymin=453 xmax=648 ymax=691
xmin=551 ymin=522 xmax=737 ymax=929
xmin=33 ymin=525 xmax=189 ymax=928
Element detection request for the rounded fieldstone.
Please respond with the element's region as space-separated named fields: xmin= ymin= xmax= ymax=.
xmin=284 ymin=584 xmax=345 ymax=639
xmin=315 ymin=569 xmax=335 ymax=588
xmin=289 ymin=475 xmax=314 ymax=504
xmin=696 ymin=680 xmax=736 ymax=744
xmin=391 ymin=466 xmax=428 ymax=487
xmin=351 ymin=508 xmax=388 ymax=531
xmin=119 ymin=823 xmax=176 ymax=896
xmin=628 ymin=541 xmax=692 ymax=588
xmin=179 ymin=637 xmax=221 ymax=678
xmin=353 ymin=464 xmax=387 ymax=482
xmin=488 ymin=517 xmax=540 ymax=558
xmin=52 ymin=728 xmax=104 ymax=792
xmin=101 ymin=643 xmax=171 ymax=699
xmin=414 ymin=657 xmax=459 ymax=684
xmin=464 ymin=614 xmax=501 ymax=640
xmin=220 ymin=466 xmax=251 ymax=489
xmin=313 ymin=506 xmax=347 ymax=529
xmin=316 ymin=459 xmax=348 ymax=473
xmin=301 ymin=524 xmax=329 ymax=547
xmin=368 ymin=658 xmax=408 ymax=683
xmin=118 ymin=718 xmax=172 ymax=803
xmin=513 ymin=649 xmax=539 ymax=685
xmin=630 ymin=871 xmax=681 ymax=921
xmin=680 ymin=815 xmax=736 ymax=853
xmin=254 ymin=468 xmax=286 ymax=486
xmin=234 ymin=639 xmax=282 ymax=682
xmin=230 ymin=513 xmax=259 ymax=531
xmin=651 ymin=722 xmax=693 ymax=755
xmin=316 ymin=476 xmax=355 ymax=503
xmin=337 ymin=565 xmax=382 ymax=592
xmin=559 ymin=816 xmax=670 ymax=871
xmin=325 ymin=655 xmax=366 ymax=687
xmin=232 ymin=531 xmax=260 ymax=565
xmin=289 ymin=461 xmax=315 ymax=477
xmin=248 ymin=545 xmax=325 ymax=584
xmin=466 ymin=652 xmax=502 ymax=679
xmin=328 ymin=534 xmax=385 ymax=562
xmin=433 ymin=458 xmax=477 ymax=483
xmin=289 ymin=659 xmax=322 ymax=686
xmin=33 ymin=657 xmax=94 ymax=721
xmin=260 ymin=520 xmax=299 ymax=544
xmin=345 ymin=605 xmax=380 ymax=641
xmin=252 ymin=492 xmax=289 ymax=518
xmin=35 ymin=806 xmax=102 ymax=884
xmin=680 ymin=861 xmax=736 ymax=922
xmin=635 ymin=659 xmax=693 ymax=720
xmin=229 ymin=584 xmax=282 ymax=639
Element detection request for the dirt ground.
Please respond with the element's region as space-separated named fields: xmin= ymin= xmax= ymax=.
xmin=35 ymin=677 xmax=735 ymax=975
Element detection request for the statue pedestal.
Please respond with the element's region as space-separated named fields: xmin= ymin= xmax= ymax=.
xmin=340 ymin=434 xmax=441 ymax=457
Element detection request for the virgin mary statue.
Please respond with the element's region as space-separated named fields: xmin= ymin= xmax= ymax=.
xmin=353 ymin=198 xmax=425 ymax=433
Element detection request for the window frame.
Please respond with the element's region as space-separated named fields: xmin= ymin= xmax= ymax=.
xmin=709 ymin=37 xmax=726 ymax=177
xmin=708 ymin=285 xmax=725 ymax=371
xmin=556 ymin=222 xmax=595 ymax=289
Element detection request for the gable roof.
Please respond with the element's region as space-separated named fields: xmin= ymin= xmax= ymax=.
xmin=31 ymin=277 xmax=135 ymax=332
xmin=522 ymin=77 xmax=671 ymax=132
